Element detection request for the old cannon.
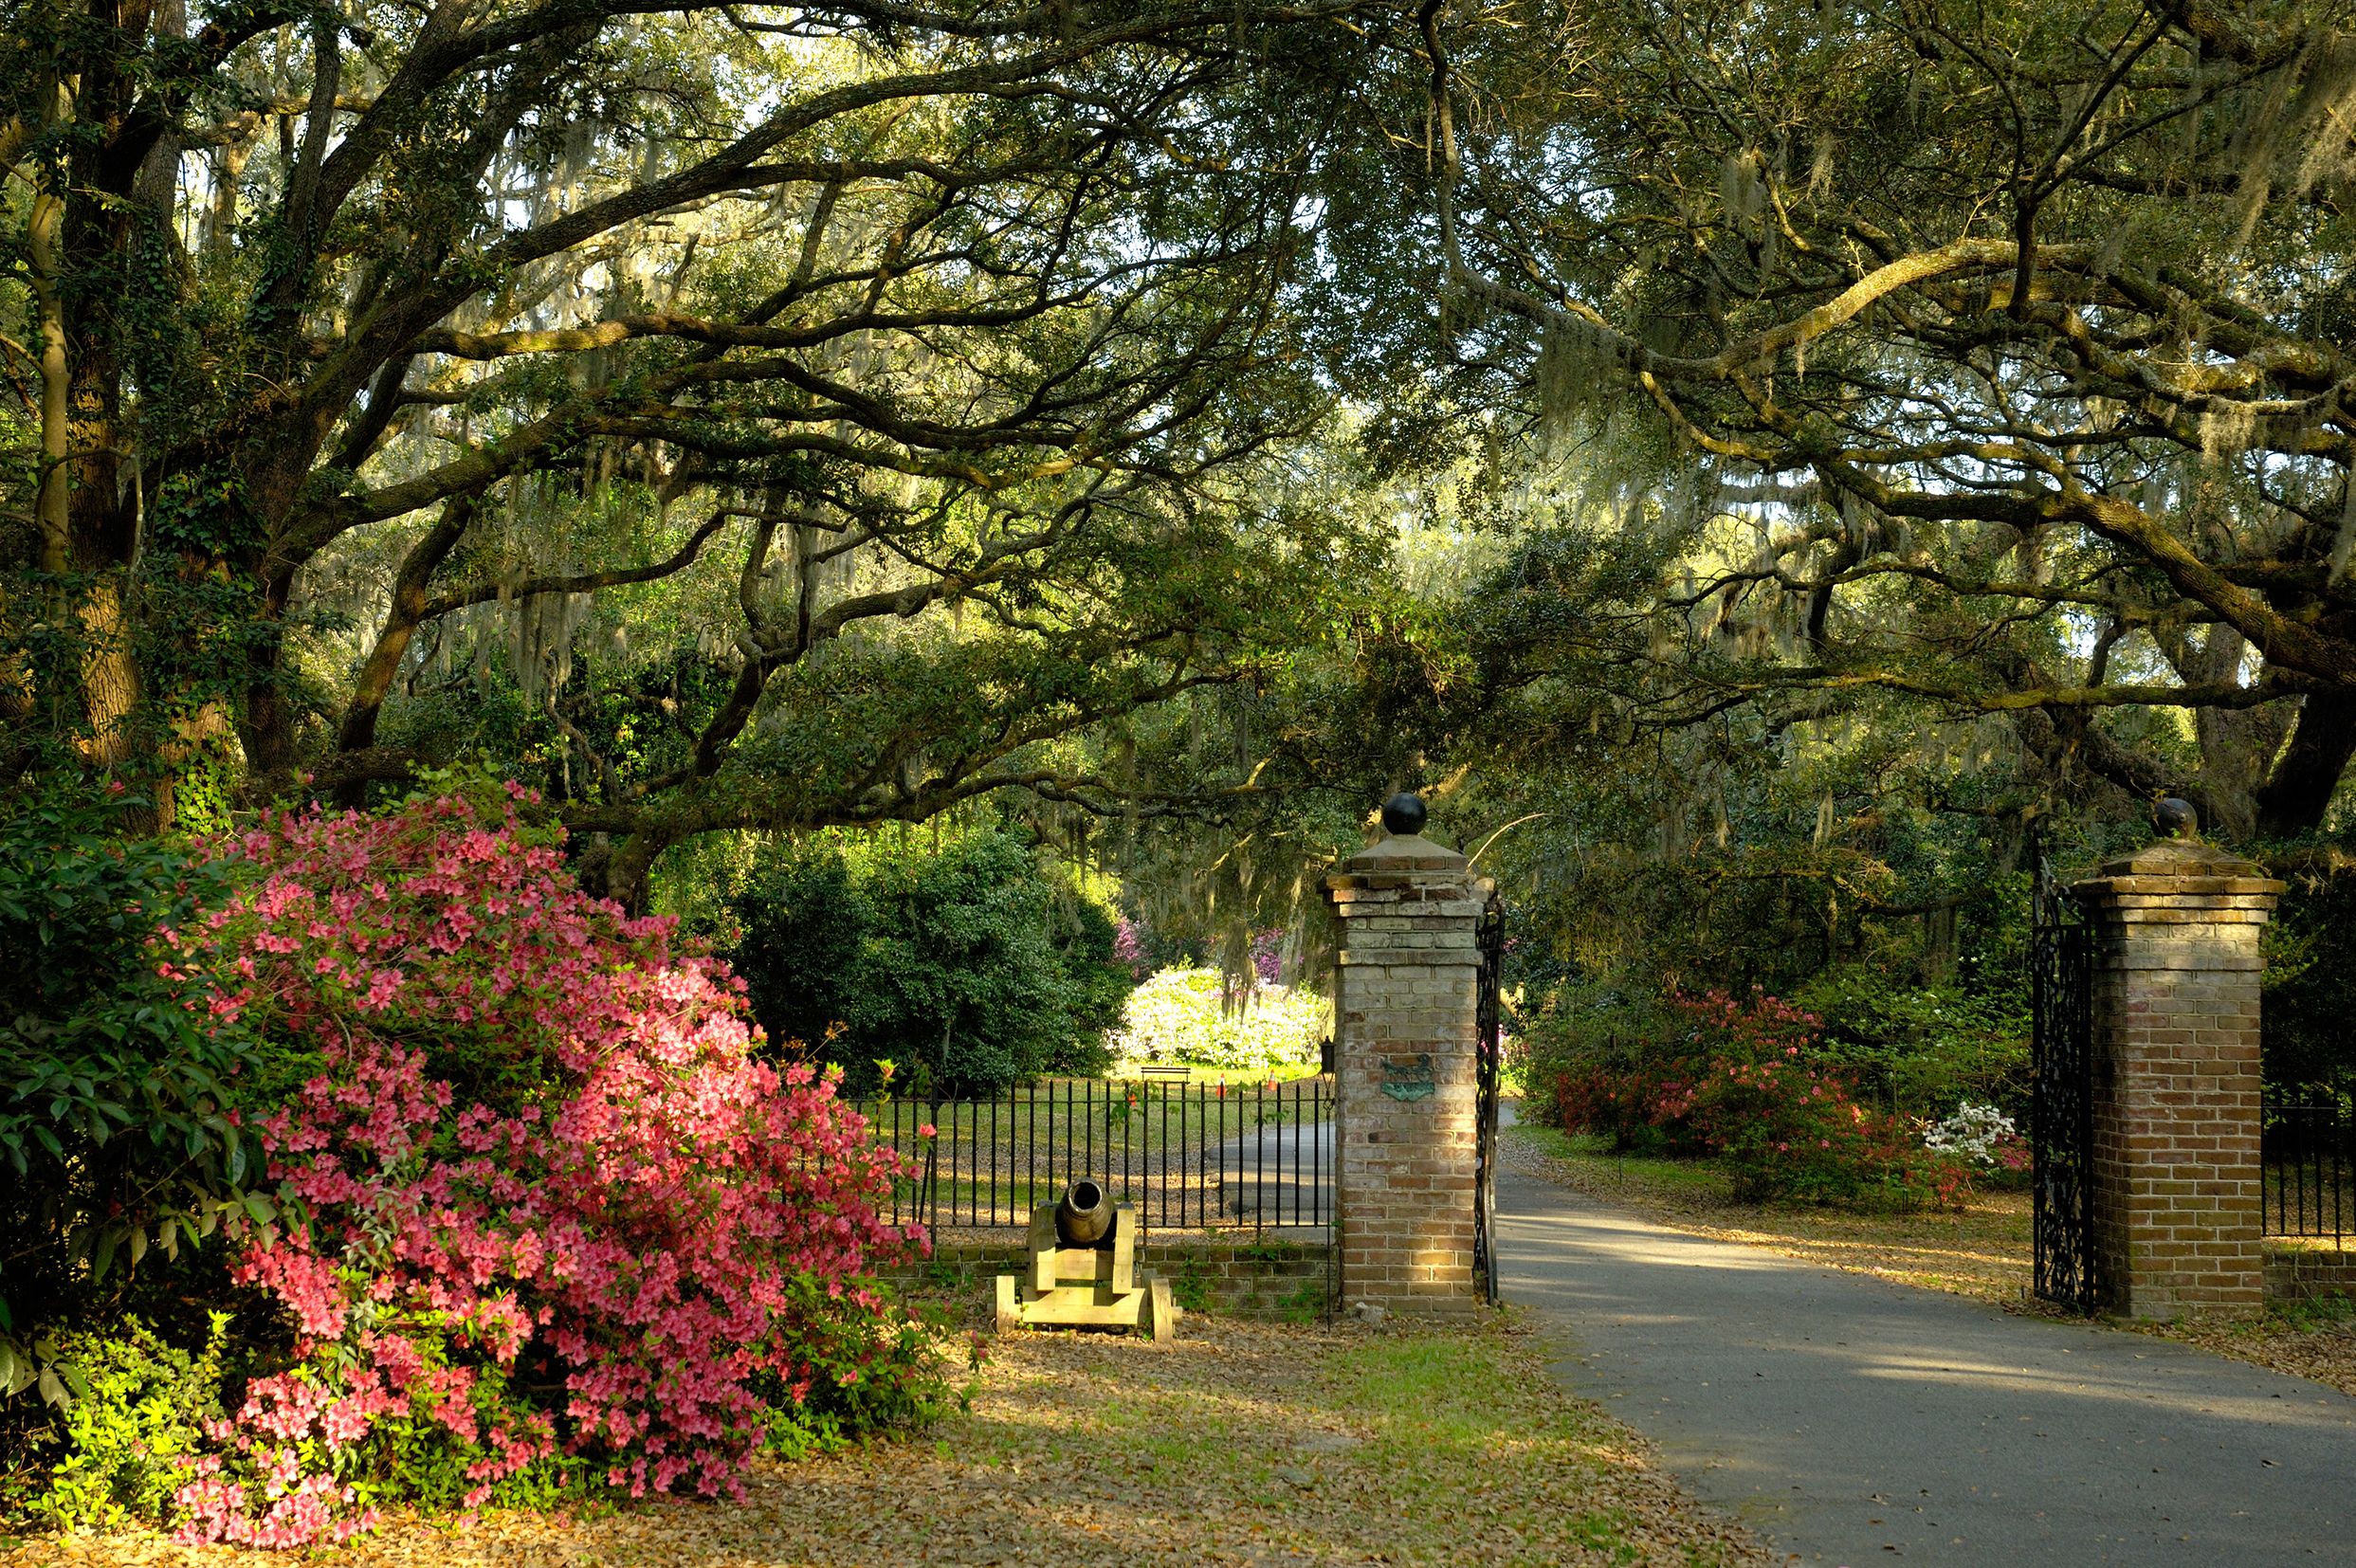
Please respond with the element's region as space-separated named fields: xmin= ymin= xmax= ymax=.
xmin=1054 ymin=1176 xmax=1115 ymax=1245
xmin=995 ymin=1178 xmax=1176 ymax=1342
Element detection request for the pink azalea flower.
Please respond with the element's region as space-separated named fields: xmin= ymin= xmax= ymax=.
xmin=175 ymin=789 xmax=922 ymax=1547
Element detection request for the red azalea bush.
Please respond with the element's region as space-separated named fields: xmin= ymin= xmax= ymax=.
xmin=177 ymin=785 xmax=931 ymax=1547
xmin=1543 ymin=990 xmax=1969 ymax=1209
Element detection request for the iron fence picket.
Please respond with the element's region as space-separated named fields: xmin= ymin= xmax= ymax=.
xmin=2264 ymin=1099 xmax=2350 ymax=1247
xmin=1281 ymin=1079 xmax=1291 ymax=1227
xmin=851 ymin=1076 xmax=1330 ymax=1236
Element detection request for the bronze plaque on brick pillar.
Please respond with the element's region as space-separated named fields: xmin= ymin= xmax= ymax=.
xmin=1323 ymin=794 xmax=1495 ymax=1318
xmin=2072 ymin=811 xmax=2283 ymax=1322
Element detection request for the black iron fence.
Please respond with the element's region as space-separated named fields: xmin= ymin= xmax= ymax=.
xmin=852 ymin=1076 xmax=1332 ymax=1235
xmin=2264 ymin=1099 xmax=2353 ymax=1243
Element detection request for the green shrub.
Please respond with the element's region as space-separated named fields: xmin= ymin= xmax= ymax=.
xmin=1790 ymin=964 xmax=2030 ymax=1121
xmin=0 ymin=779 xmax=273 ymax=1407
xmin=20 ymin=1316 xmax=228 ymax=1531
xmin=1060 ymin=901 xmax=1137 ymax=1055
xmin=1526 ymin=988 xmax=1970 ymax=1210
xmin=1517 ymin=961 xmax=2030 ymax=1135
xmin=754 ymin=1282 xmax=972 ymax=1461
xmin=343 ymin=1341 xmax=596 ymax=1517
xmin=2265 ymin=867 xmax=2356 ymax=1095
xmin=1507 ymin=985 xmax=1672 ymax=1132
xmin=721 ymin=850 xmax=869 ymax=1057
xmin=727 ymin=830 xmax=1132 ymax=1093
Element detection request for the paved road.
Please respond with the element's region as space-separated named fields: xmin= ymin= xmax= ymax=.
xmin=1499 ymin=1168 xmax=2356 ymax=1565
xmin=1213 ymin=1118 xmax=1330 ymax=1233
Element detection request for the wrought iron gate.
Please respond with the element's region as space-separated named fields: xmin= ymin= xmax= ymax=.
xmin=2030 ymin=842 xmax=2098 ymax=1313
xmin=1473 ymin=895 xmax=1504 ymax=1304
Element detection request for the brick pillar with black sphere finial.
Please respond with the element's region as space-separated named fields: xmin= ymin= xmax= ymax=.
xmin=2074 ymin=796 xmax=2282 ymax=1320
xmin=1322 ymin=793 xmax=1493 ymax=1316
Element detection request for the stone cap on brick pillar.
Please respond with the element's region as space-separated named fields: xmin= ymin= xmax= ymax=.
xmin=1323 ymin=836 xmax=1489 ymax=903
xmin=1337 ymin=830 xmax=1470 ymax=875
xmin=1323 ymin=793 xmax=1492 ymax=903
xmin=2072 ymin=837 xmax=2283 ymax=921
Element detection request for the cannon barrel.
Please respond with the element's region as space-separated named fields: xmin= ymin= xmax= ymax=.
xmin=1054 ymin=1178 xmax=1113 ymax=1247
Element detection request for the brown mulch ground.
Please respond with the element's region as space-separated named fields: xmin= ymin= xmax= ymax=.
xmin=1504 ymin=1121 xmax=2356 ymax=1399
xmin=3 ymin=1316 xmax=1775 ymax=1568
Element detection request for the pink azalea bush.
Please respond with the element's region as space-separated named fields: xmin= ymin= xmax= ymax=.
xmin=176 ymin=785 xmax=931 ymax=1547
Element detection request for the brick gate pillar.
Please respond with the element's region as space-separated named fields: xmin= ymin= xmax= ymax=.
xmin=2075 ymin=821 xmax=2282 ymax=1321
xmin=1323 ymin=793 xmax=1493 ymax=1317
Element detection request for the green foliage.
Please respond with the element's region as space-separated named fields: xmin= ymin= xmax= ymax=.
xmin=1168 ymin=1258 xmax=1215 ymax=1316
xmin=1340 ymin=0 xmax=2356 ymax=851
xmin=2267 ymin=1289 xmax=2356 ymax=1334
xmin=345 ymin=1339 xmax=596 ymax=1517
xmin=1507 ymin=984 xmax=1674 ymax=1133
xmin=725 ymin=851 xmax=870 ymax=1059
xmin=1790 ymin=966 xmax=2030 ymax=1121
xmin=1520 ymin=988 xmax=1970 ymax=1210
xmin=754 ymin=1282 xmax=969 ymax=1462
xmin=1276 ymin=1279 xmax=1328 ymax=1325
xmin=1061 ymin=902 xmax=1136 ymax=1058
xmin=726 ymin=829 xmax=1132 ymax=1094
xmin=5 ymin=0 xmax=1412 ymax=923
xmin=2263 ymin=866 xmax=2356 ymax=1095
xmin=852 ymin=831 xmax=1127 ymax=1091
xmin=0 ymin=778 xmax=271 ymax=1403
xmin=12 ymin=1315 xmax=228 ymax=1531
xmin=1313 ymin=0 xmax=2356 ymax=1150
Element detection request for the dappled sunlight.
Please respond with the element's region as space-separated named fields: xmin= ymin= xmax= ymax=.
xmin=1835 ymin=1352 xmax=2353 ymax=1426
xmin=11 ymin=1322 xmax=1774 ymax=1568
xmin=1704 ymin=1229 xmax=2026 ymax=1268
xmin=1504 ymin=1129 xmax=2034 ymax=1306
xmin=1506 ymin=1210 xmax=1809 ymax=1274
xmin=1495 ymin=1159 xmax=2356 ymax=1568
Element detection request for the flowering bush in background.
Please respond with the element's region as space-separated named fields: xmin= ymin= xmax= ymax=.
xmin=1543 ymin=990 xmax=1971 ymax=1209
xmin=1112 ymin=917 xmax=1145 ymax=977
xmin=1249 ymin=928 xmax=1283 ymax=987
xmin=1110 ymin=965 xmax=1325 ymax=1073
xmin=177 ymin=785 xmax=932 ymax=1546
xmin=1922 ymin=1102 xmax=2031 ymax=1176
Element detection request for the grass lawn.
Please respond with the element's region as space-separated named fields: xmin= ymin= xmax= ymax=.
xmin=856 ymin=1077 xmax=1332 ymax=1231
xmin=4 ymin=1318 xmax=1771 ymax=1568
xmin=1505 ymin=1120 xmax=2356 ymax=1398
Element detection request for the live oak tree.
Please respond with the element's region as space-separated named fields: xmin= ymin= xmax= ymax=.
xmin=0 ymin=0 xmax=1399 ymax=899
xmin=1384 ymin=0 xmax=2356 ymax=845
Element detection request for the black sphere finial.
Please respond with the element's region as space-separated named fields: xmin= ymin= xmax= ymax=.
xmin=2154 ymin=796 xmax=2199 ymax=840
xmin=1381 ymin=792 xmax=1428 ymax=837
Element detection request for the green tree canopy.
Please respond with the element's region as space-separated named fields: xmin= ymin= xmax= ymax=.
xmin=1341 ymin=0 xmax=2356 ymax=850
xmin=1 ymin=0 xmax=1407 ymax=898
xmin=725 ymin=827 xmax=1128 ymax=1092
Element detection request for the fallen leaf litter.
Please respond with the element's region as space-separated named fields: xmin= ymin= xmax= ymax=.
xmin=4 ymin=1316 xmax=1774 ymax=1568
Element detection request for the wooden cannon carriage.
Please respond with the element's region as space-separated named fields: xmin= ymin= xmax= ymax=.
xmin=995 ymin=1178 xmax=1177 ymax=1342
